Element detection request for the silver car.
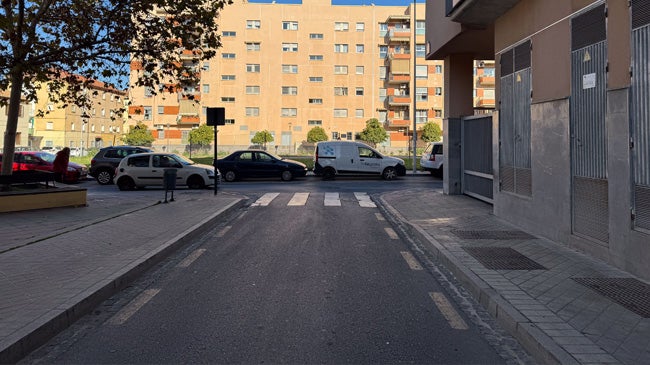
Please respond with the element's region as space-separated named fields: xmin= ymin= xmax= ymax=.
xmin=114 ymin=153 xmax=218 ymax=190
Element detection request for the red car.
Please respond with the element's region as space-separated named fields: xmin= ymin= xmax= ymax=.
xmin=0 ymin=151 xmax=88 ymax=183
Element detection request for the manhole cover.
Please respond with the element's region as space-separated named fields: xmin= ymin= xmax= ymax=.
xmin=463 ymin=247 xmax=547 ymax=270
xmin=451 ymin=230 xmax=536 ymax=240
xmin=572 ymin=278 xmax=650 ymax=318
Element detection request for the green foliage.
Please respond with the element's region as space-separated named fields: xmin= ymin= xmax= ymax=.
xmin=420 ymin=122 xmax=443 ymax=142
xmin=306 ymin=126 xmax=328 ymax=143
xmin=251 ymin=130 xmax=274 ymax=148
xmin=358 ymin=118 xmax=388 ymax=147
xmin=189 ymin=125 xmax=214 ymax=147
xmin=122 ymin=123 xmax=154 ymax=146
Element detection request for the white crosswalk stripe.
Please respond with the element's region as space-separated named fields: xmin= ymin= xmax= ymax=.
xmin=324 ymin=192 xmax=341 ymax=206
xmin=287 ymin=192 xmax=309 ymax=206
xmin=249 ymin=192 xmax=377 ymax=208
xmin=354 ymin=192 xmax=376 ymax=208
xmin=252 ymin=192 xmax=280 ymax=206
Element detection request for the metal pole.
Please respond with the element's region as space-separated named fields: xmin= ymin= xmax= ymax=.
xmin=213 ymin=125 xmax=218 ymax=196
xmin=412 ymin=0 xmax=417 ymax=173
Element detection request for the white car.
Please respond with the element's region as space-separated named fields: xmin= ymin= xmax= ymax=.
xmin=114 ymin=152 xmax=218 ymax=190
xmin=313 ymin=141 xmax=406 ymax=180
xmin=420 ymin=142 xmax=443 ymax=176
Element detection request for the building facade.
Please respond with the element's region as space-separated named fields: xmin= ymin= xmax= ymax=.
xmin=426 ymin=0 xmax=650 ymax=281
xmin=128 ymin=0 xmax=444 ymax=154
xmin=0 ymin=91 xmax=30 ymax=149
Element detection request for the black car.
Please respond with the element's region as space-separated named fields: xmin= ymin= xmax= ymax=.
xmin=89 ymin=146 xmax=152 ymax=184
xmin=217 ymin=150 xmax=307 ymax=182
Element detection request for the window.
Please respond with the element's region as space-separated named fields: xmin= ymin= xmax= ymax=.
xmin=309 ymin=33 xmax=323 ymax=39
xmin=484 ymin=67 xmax=495 ymax=77
xmin=334 ymin=87 xmax=348 ymax=96
xmin=378 ymin=110 xmax=387 ymax=122
xmin=332 ymin=132 xmax=339 ymax=140
xmin=202 ymin=84 xmax=210 ymax=93
xmin=379 ymin=66 xmax=387 ymax=80
xmin=101 ymin=108 xmax=106 ymax=117
xmin=416 ymin=20 xmax=425 ymax=35
xmin=379 ymin=88 xmax=387 ymax=101
xmin=222 ymin=75 xmax=235 ymax=80
xmin=202 ymin=106 xmax=207 ymax=115
xmin=355 ymin=87 xmax=364 ymax=96
xmin=144 ymin=87 xmax=153 ymax=97
xmin=309 ymin=55 xmax=323 ymax=61
xmin=308 ymin=120 xmax=322 ymax=126
xmin=379 ymin=23 xmax=388 ymax=36
xmin=225 ymin=119 xmax=235 ymax=125
xmin=334 ymin=22 xmax=349 ymax=31
xmin=416 ymin=44 xmax=425 ymax=58
xmin=245 ymin=107 xmax=260 ymax=116
xmin=416 ymin=109 xmax=428 ymax=124
xmin=246 ymin=42 xmax=261 ymax=51
xmin=102 ymin=92 xmax=106 ymax=100
xmin=416 ymin=65 xmax=428 ymax=79
xmin=334 ymin=109 xmax=348 ymax=118
xmin=355 ymin=109 xmax=364 ymax=118
xmin=246 ymin=64 xmax=260 ymax=72
xmin=282 ymin=43 xmax=298 ymax=52
xmin=281 ymin=86 xmax=298 ymax=95
xmin=282 ymin=21 xmax=298 ymax=30
xmin=309 ymin=98 xmax=323 ymax=104
xmin=281 ymin=108 xmax=297 ymax=117
xmin=356 ymin=66 xmax=364 ymax=75
xmin=246 ymin=20 xmax=261 ymax=29
xmin=356 ymin=22 xmax=365 ymax=31
xmin=435 ymin=87 xmax=442 ymax=96
xmin=334 ymin=65 xmax=348 ymax=74
xmin=223 ymin=31 xmax=236 ymax=37
xmin=309 ymin=76 xmax=323 ymax=82
xmin=202 ymin=62 xmax=210 ymax=71
xmin=158 ymin=106 xmax=165 ymax=114
xmin=282 ymin=64 xmax=298 ymax=74
xmin=435 ymin=65 xmax=443 ymax=74
xmin=434 ymin=109 xmax=442 ymax=118
xmin=143 ymin=106 xmax=152 ymax=120
xmin=334 ymin=44 xmax=348 ymax=53
xmin=246 ymin=86 xmax=260 ymax=94
xmin=222 ymin=53 xmax=235 ymax=59
xmin=221 ymin=97 xmax=235 ymax=102
xmin=46 ymin=121 xmax=54 ymax=130
xmin=416 ymin=87 xmax=428 ymax=102
xmin=379 ymin=45 xmax=388 ymax=58
xmin=356 ymin=44 xmax=364 ymax=53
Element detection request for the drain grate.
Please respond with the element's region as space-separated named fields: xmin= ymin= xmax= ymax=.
xmin=463 ymin=247 xmax=547 ymax=270
xmin=451 ymin=230 xmax=536 ymax=240
xmin=572 ymin=278 xmax=650 ymax=318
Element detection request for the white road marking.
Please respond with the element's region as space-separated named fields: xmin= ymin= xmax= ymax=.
xmin=252 ymin=193 xmax=280 ymax=206
xmin=324 ymin=192 xmax=341 ymax=206
xmin=429 ymin=292 xmax=469 ymax=330
xmin=385 ymin=227 xmax=399 ymax=240
xmin=288 ymin=192 xmax=310 ymax=206
xmin=354 ymin=192 xmax=376 ymax=207
xmin=108 ymin=289 xmax=160 ymax=326
xmin=177 ymin=249 xmax=206 ymax=268
xmin=400 ymin=251 xmax=423 ymax=270
xmin=217 ymin=226 xmax=231 ymax=237
xmin=375 ymin=213 xmax=385 ymax=221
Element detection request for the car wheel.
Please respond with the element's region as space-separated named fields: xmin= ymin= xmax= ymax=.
xmin=224 ymin=170 xmax=237 ymax=182
xmin=117 ymin=177 xmax=136 ymax=191
xmin=96 ymin=169 xmax=113 ymax=185
xmin=187 ymin=175 xmax=206 ymax=189
xmin=322 ymin=167 xmax=336 ymax=180
xmin=436 ymin=165 xmax=444 ymax=178
xmin=281 ymin=170 xmax=293 ymax=181
xmin=382 ymin=166 xmax=397 ymax=180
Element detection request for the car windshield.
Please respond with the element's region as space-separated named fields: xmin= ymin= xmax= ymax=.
xmin=266 ymin=152 xmax=283 ymax=160
xmin=171 ymin=154 xmax=195 ymax=165
xmin=36 ymin=152 xmax=55 ymax=163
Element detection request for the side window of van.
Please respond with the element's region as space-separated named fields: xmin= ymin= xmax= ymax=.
xmin=358 ymin=147 xmax=378 ymax=158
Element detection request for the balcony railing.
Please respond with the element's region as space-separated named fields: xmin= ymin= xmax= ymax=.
xmin=388 ymin=52 xmax=411 ymax=60
xmin=477 ymin=76 xmax=495 ymax=86
xmin=388 ymin=95 xmax=411 ymax=106
xmin=388 ymin=28 xmax=411 ymax=42
xmin=387 ymin=119 xmax=411 ymax=127
xmin=388 ymin=74 xmax=411 ymax=84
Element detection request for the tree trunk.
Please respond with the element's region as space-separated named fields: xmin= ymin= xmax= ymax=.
xmin=1 ymin=70 xmax=25 ymax=177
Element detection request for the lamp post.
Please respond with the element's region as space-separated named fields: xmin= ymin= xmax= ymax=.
xmin=81 ymin=112 xmax=90 ymax=157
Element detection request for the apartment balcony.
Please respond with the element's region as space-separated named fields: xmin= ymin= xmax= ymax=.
xmin=388 ymin=95 xmax=411 ymax=106
xmin=388 ymin=74 xmax=411 ymax=84
xmin=180 ymin=49 xmax=200 ymax=60
xmin=477 ymin=76 xmax=495 ymax=86
xmin=475 ymin=98 xmax=496 ymax=108
xmin=178 ymin=115 xmax=200 ymax=125
xmin=446 ymin=0 xmax=520 ymax=26
xmin=387 ymin=118 xmax=411 ymax=128
xmin=387 ymin=14 xmax=410 ymax=21
xmin=388 ymin=28 xmax=411 ymax=42
xmin=388 ymin=52 xmax=411 ymax=60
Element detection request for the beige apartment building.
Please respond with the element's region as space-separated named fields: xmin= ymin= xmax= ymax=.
xmin=128 ymin=0 xmax=446 ymax=154
xmin=0 ymin=90 xmax=30 ymax=150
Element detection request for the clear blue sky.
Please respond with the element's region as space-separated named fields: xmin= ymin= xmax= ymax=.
xmin=249 ymin=0 xmax=423 ymax=5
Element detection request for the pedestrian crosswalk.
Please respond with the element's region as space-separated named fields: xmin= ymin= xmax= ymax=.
xmin=251 ymin=192 xmax=377 ymax=208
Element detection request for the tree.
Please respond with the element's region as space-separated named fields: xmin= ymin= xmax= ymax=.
xmin=358 ymin=118 xmax=388 ymax=147
xmin=0 ymin=0 xmax=232 ymax=177
xmin=122 ymin=123 xmax=154 ymax=147
xmin=251 ymin=130 xmax=274 ymax=150
xmin=420 ymin=122 xmax=443 ymax=142
xmin=189 ymin=124 xmax=214 ymax=147
xmin=306 ymin=126 xmax=328 ymax=143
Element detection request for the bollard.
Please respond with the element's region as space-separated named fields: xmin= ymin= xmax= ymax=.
xmin=163 ymin=168 xmax=177 ymax=203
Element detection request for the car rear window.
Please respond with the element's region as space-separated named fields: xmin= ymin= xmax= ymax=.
xmin=432 ymin=144 xmax=443 ymax=154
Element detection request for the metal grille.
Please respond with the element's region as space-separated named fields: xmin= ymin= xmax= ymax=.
xmin=632 ymin=0 xmax=650 ymax=29
xmin=632 ymin=23 xmax=650 ymax=231
xmin=462 ymin=115 xmax=494 ymax=204
xmin=571 ymin=5 xmax=606 ymax=51
xmin=573 ymin=278 xmax=650 ymax=318
xmin=463 ymin=247 xmax=546 ymax=270
xmin=573 ymin=176 xmax=609 ymax=242
xmin=452 ymin=230 xmax=535 ymax=240
xmin=635 ymin=185 xmax=650 ymax=230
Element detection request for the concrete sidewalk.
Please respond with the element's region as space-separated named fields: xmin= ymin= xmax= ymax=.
xmin=381 ymin=189 xmax=650 ymax=365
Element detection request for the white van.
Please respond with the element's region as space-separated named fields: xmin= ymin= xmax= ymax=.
xmin=313 ymin=141 xmax=406 ymax=180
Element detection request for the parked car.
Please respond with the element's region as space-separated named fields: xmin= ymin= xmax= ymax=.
xmin=0 ymin=151 xmax=88 ymax=183
xmin=420 ymin=141 xmax=444 ymax=176
xmin=217 ymin=150 xmax=308 ymax=182
xmin=90 ymin=146 xmax=153 ymax=185
xmin=313 ymin=141 xmax=406 ymax=180
xmin=114 ymin=152 xmax=218 ymax=190
xmin=40 ymin=146 xmax=62 ymax=154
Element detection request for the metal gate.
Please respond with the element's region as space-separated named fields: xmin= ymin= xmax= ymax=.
xmin=461 ymin=115 xmax=493 ymax=203
xmin=632 ymin=0 xmax=650 ymax=231
xmin=570 ymin=4 xmax=609 ymax=243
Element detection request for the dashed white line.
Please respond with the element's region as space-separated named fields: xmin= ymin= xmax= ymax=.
xmin=252 ymin=193 xmax=280 ymax=206
xmin=375 ymin=213 xmax=385 ymax=221
xmin=354 ymin=192 xmax=376 ymax=207
xmin=324 ymin=192 xmax=341 ymax=206
xmin=177 ymin=249 xmax=206 ymax=268
xmin=429 ymin=292 xmax=469 ymax=330
xmin=108 ymin=289 xmax=160 ymax=326
xmin=400 ymin=251 xmax=423 ymax=270
xmin=385 ymin=227 xmax=399 ymax=240
xmin=288 ymin=192 xmax=310 ymax=206
xmin=217 ymin=226 xmax=231 ymax=237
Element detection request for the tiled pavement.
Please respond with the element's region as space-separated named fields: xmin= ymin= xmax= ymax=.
xmin=2 ymin=184 xmax=649 ymax=364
